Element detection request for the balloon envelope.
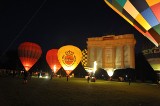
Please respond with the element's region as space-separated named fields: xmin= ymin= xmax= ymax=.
xmin=46 ymin=49 xmax=61 ymax=74
xmin=58 ymin=45 xmax=82 ymax=75
xmin=104 ymin=0 xmax=160 ymax=46
xmin=81 ymin=49 xmax=94 ymax=73
xmin=81 ymin=49 xmax=88 ymax=66
xmin=142 ymin=41 xmax=160 ymax=71
xmin=18 ymin=42 xmax=42 ymax=71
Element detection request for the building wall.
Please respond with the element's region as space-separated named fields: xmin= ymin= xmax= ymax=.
xmin=87 ymin=34 xmax=136 ymax=69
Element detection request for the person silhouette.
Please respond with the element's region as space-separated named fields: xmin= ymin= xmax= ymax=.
xmin=87 ymin=76 xmax=90 ymax=83
xmin=23 ymin=71 xmax=28 ymax=84
xmin=66 ymin=75 xmax=69 ymax=81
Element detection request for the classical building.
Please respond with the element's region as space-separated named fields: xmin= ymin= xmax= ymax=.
xmin=86 ymin=34 xmax=136 ymax=71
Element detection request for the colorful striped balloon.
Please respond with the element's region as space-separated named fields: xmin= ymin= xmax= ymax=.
xmin=104 ymin=0 xmax=160 ymax=46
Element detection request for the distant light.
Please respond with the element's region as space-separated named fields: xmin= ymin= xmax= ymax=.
xmin=107 ymin=70 xmax=114 ymax=77
xmin=45 ymin=76 xmax=48 ymax=79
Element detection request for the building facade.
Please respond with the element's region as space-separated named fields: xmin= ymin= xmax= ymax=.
xmin=87 ymin=34 xmax=136 ymax=70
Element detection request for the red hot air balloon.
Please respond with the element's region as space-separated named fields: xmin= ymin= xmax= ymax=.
xmin=46 ymin=49 xmax=61 ymax=74
xmin=18 ymin=42 xmax=42 ymax=71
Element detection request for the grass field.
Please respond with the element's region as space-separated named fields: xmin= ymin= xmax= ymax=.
xmin=0 ymin=77 xmax=160 ymax=106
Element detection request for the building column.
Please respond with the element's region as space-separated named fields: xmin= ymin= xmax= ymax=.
xmin=130 ymin=44 xmax=135 ymax=68
xmin=120 ymin=45 xmax=124 ymax=68
xmin=94 ymin=47 xmax=97 ymax=62
xmin=112 ymin=46 xmax=116 ymax=69
xmin=102 ymin=47 xmax=106 ymax=68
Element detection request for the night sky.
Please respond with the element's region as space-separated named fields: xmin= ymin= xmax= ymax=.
xmin=0 ymin=0 xmax=150 ymax=57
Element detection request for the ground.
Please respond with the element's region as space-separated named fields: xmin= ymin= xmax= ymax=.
xmin=0 ymin=77 xmax=160 ymax=106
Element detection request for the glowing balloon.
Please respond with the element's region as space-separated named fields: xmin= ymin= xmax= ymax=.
xmin=58 ymin=45 xmax=82 ymax=75
xmin=81 ymin=49 xmax=87 ymax=67
xmin=142 ymin=41 xmax=160 ymax=72
xmin=104 ymin=0 xmax=160 ymax=46
xmin=18 ymin=42 xmax=42 ymax=71
xmin=46 ymin=49 xmax=61 ymax=74
xmin=81 ymin=49 xmax=93 ymax=73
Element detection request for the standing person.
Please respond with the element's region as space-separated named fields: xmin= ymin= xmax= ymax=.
xmin=23 ymin=71 xmax=28 ymax=84
xmin=50 ymin=72 xmax=53 ymax=80
xmin=87 ymin=76 xmax=90 ymax=83
xmin=128 ymin=77 xmax=131 ymax=85
xmin=66 ymin=75 xmax=69 ymax=81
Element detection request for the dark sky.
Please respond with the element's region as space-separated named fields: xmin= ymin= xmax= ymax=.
xmin=0 ymin=0 xmax=149 ymax=56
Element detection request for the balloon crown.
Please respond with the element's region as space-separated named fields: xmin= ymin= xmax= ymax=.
xmin=65 ymin=50 xmax=74 ymax=56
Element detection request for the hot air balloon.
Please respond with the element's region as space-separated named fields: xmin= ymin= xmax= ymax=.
xmin=46 ymin=49 xmax=61 ymax=77
xmin=18 ymin=42 xmax=42 ymax=71
xmin=104 ymin=0 xmax=160 ymax=47
xmin=142 ymin=40 xmax=160 ymax=82
xmin=81 ymin=49 xmax=93 ymax=73
xmin=58 ymin=45 xmax=82 ymax=77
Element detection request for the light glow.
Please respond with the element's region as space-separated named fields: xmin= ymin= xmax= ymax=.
xmin=104 ymin=68 xmax=115 ymax=77
xmin=93 ymin=61 xmax=97 ymax=74
xmin=84 ymin=67 xmax=93 ymax=73
xmin=45 ymin=76 xmax=48 ymax=79
xmin=53 ymin=65 xmax=56 ymax=73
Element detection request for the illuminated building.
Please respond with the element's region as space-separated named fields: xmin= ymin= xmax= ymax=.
xmin=86 ymin=34 xmax=136 ymax=72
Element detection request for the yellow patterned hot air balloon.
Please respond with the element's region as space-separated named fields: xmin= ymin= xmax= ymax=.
xmin=58 ymin=45 xmax=82 ymax=76
xmin=104 ymin=0 xmax=160 ymax=46
xmin=81 ymin=49 xmax=94 ymax=73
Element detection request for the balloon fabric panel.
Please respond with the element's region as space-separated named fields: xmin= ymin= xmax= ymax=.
xmin=146 ymin=0 xmax=160 ymax=6
xmin=141 ymin=8 xmax=159 ymax=27
xmin=130 ymin=0 xmax=148 ymax=13
xmin=124 ymin=1 xmax=139 ymax=19
xmin=150 ymin=2 xmax=160 ymax=22
xmin=153 ymin=24 xmax=160 ymax=35
xmin=81 ymin=49 xmax=88 ymax=67
xmin=115 ymin=0 xmax=126 ymax=7
xmin=135 ymin=14 xmax=151 ymax=31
